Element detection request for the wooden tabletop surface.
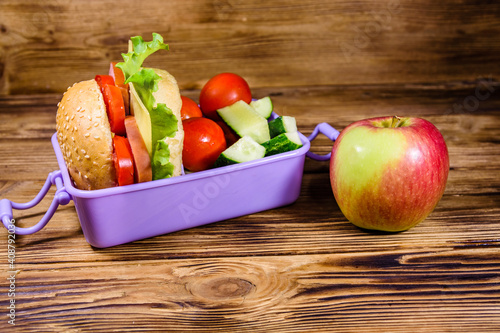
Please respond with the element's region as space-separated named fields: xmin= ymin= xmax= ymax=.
xmin=1 ymin=0 xmax=500 ymax=331
xmin=1 ymin=83 xmax=499 ymax=332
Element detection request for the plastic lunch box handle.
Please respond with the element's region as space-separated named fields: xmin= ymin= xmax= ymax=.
xmin=0 ymin=170 xmax=71 ymax=235
xmin=306 ymin=122 xmax=340 ymax=161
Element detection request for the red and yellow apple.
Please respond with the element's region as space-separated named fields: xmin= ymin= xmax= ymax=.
xmin=330 ymin=116 xmax=449 ymax=232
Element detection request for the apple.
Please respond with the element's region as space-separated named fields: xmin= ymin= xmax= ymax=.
xmin=330 ymin=116 xmax=449 ymax=232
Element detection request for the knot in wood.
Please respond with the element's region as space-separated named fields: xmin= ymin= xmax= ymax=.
xmin=197 ymin=277 xmax=254 ymax=300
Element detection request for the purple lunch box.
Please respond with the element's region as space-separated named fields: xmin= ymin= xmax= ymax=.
xmin=1 ymin=114 xmax=339 ymax=248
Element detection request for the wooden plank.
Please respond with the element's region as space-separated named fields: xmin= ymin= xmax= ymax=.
xmin=0 ymin=84 xmax=499 ymax=330
xmin=2 ymin=168 xmax=499 ymax=262
xmin=5 ymin=253 xmax=500 ymax=332
xmin=1 ymin=0 xmax=499 ymax=94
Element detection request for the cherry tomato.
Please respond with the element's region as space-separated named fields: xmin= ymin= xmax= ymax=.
xmin=112 ymin=135 xmax=135 ymax=186
xmin=180 ymin=95 xmax=203 ymax=120
xmin=216 ymin=120 xmax=240 ymax=147
xmin=199 ymin=73 xmax=252 ymax=120
xmin=182 ymin=117 xmax=227 ymax=172
xmin=102 ymin=84 xmax=126 ymax=136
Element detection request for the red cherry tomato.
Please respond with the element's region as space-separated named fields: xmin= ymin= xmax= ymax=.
xmin=180 ymin=95 xmax=203 ymax=120
xmin=216 ymin=120 xmax=239 ymax=147
xmin=182 ymin=117 xmax=227 ymax=172
xmin=199 ymin=73 xmax=252 ymax=120
xmin=112 ymin=135 xmax=135 ymax=186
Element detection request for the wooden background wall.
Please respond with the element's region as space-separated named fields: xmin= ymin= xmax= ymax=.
xmin=1 ymin=0 xmax=499 ymax=96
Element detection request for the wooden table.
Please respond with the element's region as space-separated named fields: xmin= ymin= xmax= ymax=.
xmin=1 ymin=0 xmax=500 ymax=331
xmin=1 ymin=82 xmax=499 ymax=331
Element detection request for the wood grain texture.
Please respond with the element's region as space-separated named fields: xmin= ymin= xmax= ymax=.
xmin=0 ymin=83 xmax=499 ymax=331
xmin=1 ymin=0 xmax=500 ymax=94
xmin=1 ymin=0 xmax=500 ymax=331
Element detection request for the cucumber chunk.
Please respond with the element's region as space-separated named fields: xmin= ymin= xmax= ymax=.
xmin=268 ymin=116 xmax=298 ymax=138
xmin=250 ymin=96 xmax=273 ymax=119
xmin=214 ymin=136 xmax=266 ymax=167
xmin=217 ymin=100 xmax=271 ymax=144
xmin=262 ymin=131 xmax=303 ymax=156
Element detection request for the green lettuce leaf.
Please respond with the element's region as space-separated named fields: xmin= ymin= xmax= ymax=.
xmin=126 ymin=68 xmax=159 ymax=110
xmin=152 ymin=141 xmax=175 ymax=180
xmin=116 ymin=33 xmax=178 ymax=180
xmin=149 ymin=103 xmax=178 ymax=144
xmin=125 ymin=68 xmax=178 ymax=143
xmin=116 ymin=33 xmax=169 ymax=81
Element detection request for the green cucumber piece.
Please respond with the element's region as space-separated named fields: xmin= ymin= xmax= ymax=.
xmin=262 ymin=131 xmax=303 ymax=156
xmin=214 ymin=136 xmax=266 ymax=167
xmin=217 ymin=100 xmax=270 ymax=144
xmin=250 ymin=96 xmax=273 ymax=119
xmin=268 ymin=116 xmax=297 ymax=138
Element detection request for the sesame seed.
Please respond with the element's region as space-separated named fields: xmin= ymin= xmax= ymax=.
xmin=84 ymin=155 xmax=90 ymax=159
xmin=84 ymin=133 xmax=90 ymax=138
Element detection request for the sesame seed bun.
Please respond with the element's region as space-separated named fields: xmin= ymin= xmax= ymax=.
xmin=56 ymin=79 xmax=117 ymax=190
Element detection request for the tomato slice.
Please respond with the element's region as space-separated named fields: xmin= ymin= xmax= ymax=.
xmin=109 ymin=62 xmax=130 ymax=115
xmin=112 ymin=135 xmax=135 ymax=186
xmin=95 ymin=75 xmax=115 ymax=94
xmin=102 ymin=84 xmax=126 ymax=136
xmin=124 ymin=116 xmax=152 ymax=183
xmin=109 ymin=62 xmax=126 ymax=87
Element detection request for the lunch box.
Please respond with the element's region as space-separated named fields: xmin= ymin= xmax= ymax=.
xmin=1 ymin=114 xmax=339 ymax=248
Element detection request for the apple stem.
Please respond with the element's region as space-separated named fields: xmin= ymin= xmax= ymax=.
xmin=391 ymin=116 xmax=402 ymax=128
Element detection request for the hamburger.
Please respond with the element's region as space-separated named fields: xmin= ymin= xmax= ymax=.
xmin=56 ymin=33 xmax=183 ymax=190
